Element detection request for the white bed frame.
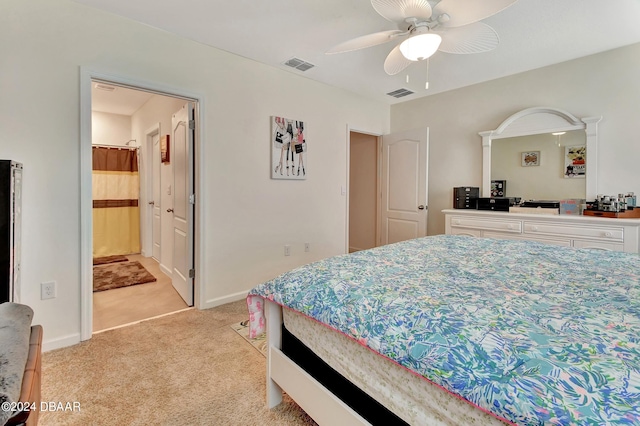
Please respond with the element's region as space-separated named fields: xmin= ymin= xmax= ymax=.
xmin=265 ymin=299 xmax=371 ymax=425
xmin=264 ymin=300 xmax=510 ymax=426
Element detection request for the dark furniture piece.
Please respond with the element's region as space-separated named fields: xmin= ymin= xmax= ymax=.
xmin=452 ymin=186 xmax=479 ymax=209
xmin=0 ymin=160 xmax=22 ymax=303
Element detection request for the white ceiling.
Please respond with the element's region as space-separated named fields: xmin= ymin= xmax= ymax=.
xmin=92 ymin=83 xmax=154 ymax=115
xmin=77 ymin=0 xmax=640 ymax=105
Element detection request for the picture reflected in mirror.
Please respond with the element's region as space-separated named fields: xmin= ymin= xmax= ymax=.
xmin=491 ymin=130 xmax=586 ymax=201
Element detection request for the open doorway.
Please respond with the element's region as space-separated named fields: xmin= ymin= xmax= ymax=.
xmin=347 ymin=128 xmax=430 ymax=252
xmin=348 ymin=131 xmax=380 ymax=253
xmin=90 ymin=81 xmax=194 ymax=332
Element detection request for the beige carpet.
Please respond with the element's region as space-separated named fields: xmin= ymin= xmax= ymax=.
xmin=42 ymin=300 xmax=317 ymax=425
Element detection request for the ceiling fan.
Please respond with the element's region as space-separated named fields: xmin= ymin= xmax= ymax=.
xmin=326 ymin=0 xmax=519 ymax=75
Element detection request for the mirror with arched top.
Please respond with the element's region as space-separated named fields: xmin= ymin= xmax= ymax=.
xmin=479 ymin=107 xmax=601 ymax=201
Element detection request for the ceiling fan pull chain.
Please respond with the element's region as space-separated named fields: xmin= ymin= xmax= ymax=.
xmin=425 ymin=58 xmax=430 ymax=90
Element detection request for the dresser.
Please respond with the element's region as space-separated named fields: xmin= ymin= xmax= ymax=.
xmin=443 ymin=209 xmax=640 ymax=253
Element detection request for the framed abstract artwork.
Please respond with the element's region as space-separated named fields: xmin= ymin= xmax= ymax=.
xmin=161 ymin=135 xmax=170 ymax=164
xmin=521 ymin=151 xmax=540 ymax=167
xmin=271 ymin=116 xmax=306 ymax=180
xmin=564 ymin=145 xmax=586 ymax=178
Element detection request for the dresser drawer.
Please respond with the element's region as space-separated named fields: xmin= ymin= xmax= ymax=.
xmin=484 ymin=231 xmax=572 ymax=247
xmin=450 ymin=216 xmax=522 ymax=233
xmin=523 ymin=221 xmax=624 ymax=242
xmin=449 ymin=227 xmax=482 ymax=237
xmin=573 ymin=240 xmax=624 ymax=252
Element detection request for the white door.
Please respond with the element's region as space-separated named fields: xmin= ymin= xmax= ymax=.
xmin=380 ymin=128 xmax=429 ymax=245
xmin=152 ymin=133 xmax=161 ymax=261
xmin=171 ymin=103 xmax=194 ymax=306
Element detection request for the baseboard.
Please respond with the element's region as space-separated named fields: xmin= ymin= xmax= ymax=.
xmin=349 ymin=246 xmax=364 ymax=253
xmin=159 ymin=263 xmax=172 ymax=277
xmin=201 ymin=290 xmax=248 ymax=310
xmin=43 ymin=333 xmax=81 ymax=352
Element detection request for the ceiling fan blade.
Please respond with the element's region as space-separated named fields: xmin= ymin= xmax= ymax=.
xmin=437 ymin=22 xmax=499 ymax=54
xmin=433 ymin=0 xmax=518 ymax=28
xmin=384 ymin=44 xmax=413 ymax=75
xmin=371 ymin=0 xmax=432 ymax=23
xmin=326 ymin=30 xmax=403 ymax=54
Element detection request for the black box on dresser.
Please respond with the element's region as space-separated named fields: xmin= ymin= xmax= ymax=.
xmin=453 ymin=187 xmax=479 ymax=209
xmin=477 ymin=197 xmax=517 ymax=212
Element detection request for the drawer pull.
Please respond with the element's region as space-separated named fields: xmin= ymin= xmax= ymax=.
xmin=531 ymin=226 xmax=538 ymax=232
xmin=453 ymin=219 xmax=461 ymax=225
xmin=604 ymin=231 xmax=613 ymax=238
xmin=507 ymin=224 xmax=514 ymax=230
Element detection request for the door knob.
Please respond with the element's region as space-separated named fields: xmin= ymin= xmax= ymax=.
xmin=167 ymin=208 xmax=174 ymax=213
xmin=148 ymin=201 xmax=155 ymax=206
xmin=418 ymin=205 xmax=426 ymax=210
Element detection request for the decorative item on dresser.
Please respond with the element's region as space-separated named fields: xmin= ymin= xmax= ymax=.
xmin=443 ymin=209 xmax=640 ymax=253
xmin=583 ymin=193 xmax=640 ymax=218
xmin=490 ymin=179 xmax=506 ymax=197
xmin=452 ymin=186 xmax=479 ymax=209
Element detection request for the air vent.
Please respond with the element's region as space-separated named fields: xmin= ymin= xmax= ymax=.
xmin=94 ymin=83 xmax=116 ymax=92
xmin=386 ymin=88 xmax=414 ymax=98
xmin=284 ymin=57 xmax=315 ymax=72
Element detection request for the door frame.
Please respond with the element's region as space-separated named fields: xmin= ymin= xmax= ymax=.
xmin=345 ymin=126 xmax=382 ymax=254
xmin=143 ymin=122 xmax=161 ymax=259
xmin=80 ymin=68 xmax=205 ymax=341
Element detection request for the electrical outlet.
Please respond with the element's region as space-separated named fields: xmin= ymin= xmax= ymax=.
xmin=284 ymin=245 xmax=291 ymax=256
xmin=41 ymin=281 xmax=56 ymax=300
xmin=304 ymin=243 xmax=310 ymax=252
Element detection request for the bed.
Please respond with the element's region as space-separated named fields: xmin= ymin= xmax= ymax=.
xmin=247 ymin=235 xmax=640 ymax=425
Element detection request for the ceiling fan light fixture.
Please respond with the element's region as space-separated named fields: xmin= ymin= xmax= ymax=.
xmin=399 ymin=33 xmax=442 ymax=61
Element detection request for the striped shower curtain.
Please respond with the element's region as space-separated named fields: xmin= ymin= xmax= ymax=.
xmin=92 ymin=146 xmax=141 ymax=257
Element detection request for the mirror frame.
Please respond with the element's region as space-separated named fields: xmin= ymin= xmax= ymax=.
xmin=479 ymin=107 xmax=602 ymax=200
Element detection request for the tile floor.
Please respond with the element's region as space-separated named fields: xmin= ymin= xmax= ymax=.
xmin=93 ymin=254 xmax=189 ymax=332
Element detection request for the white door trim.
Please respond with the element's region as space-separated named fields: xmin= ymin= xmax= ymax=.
xmin=345 ymin=125 xmax=382 ymax=254
xmin=143 ymin=123 xmax=160 ymax=258
xmin=80 ymin=67 xmax=206 ymax=341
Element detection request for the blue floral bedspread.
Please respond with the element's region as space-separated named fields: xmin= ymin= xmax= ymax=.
xmin=247 ymin=235 xmax=640 ymax=425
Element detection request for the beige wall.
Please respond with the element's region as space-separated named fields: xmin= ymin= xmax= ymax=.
xmin=0 ymin=0 xmax=389 ymax=349
xmin=91 ymin=111 xmax=131 ymax=147
xmin=391 ymin=43 xmax=640 ymax=235
xmin=349 ymin=132 xmax=378 ymax=252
